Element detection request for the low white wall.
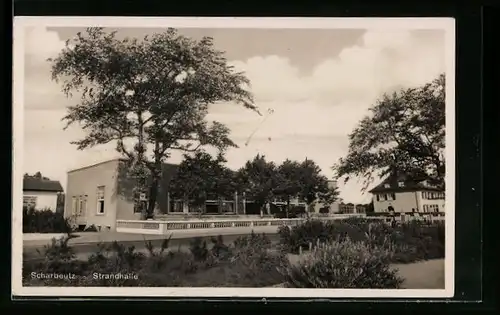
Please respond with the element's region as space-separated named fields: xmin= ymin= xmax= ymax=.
xmin=23 ymin=233 xmax=66 ymax=241
xmin=115 ymin=215 xmax=367 ymax=235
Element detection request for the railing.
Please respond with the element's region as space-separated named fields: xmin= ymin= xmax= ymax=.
xmin=115 ymin=213 xmax=444 ymax=234
xmin=115 ymin=217 xmax=311 ymax=234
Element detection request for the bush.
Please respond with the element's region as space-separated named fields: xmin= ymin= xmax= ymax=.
xmin=279 ymin=237 xmax=404 ymax=288
xmin=278 ymin=218 xmax=445 ymax=263
xmin=23 ymin=207 xmax=73 ymax=233
xmin=23 ymin=233 xmax=288 ymax=287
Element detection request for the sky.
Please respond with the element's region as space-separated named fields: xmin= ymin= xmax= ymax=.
xmin=21 ymin=25 xmax=446 ymax=204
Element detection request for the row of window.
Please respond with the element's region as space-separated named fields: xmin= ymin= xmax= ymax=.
xmin=23 ymin=196 xmax=37 ymax=208
xmin=376 ymin=193 xmax=397 ymax=202
xmin=376 ymin=191 xmax=444 ymax=202
xmin=71 ymin=186 xmax=106 ymax=216
xmin=422 ymin=191 xmax=445 ymax=200
xmin=422 ymin=204 xmax=441 ymax=213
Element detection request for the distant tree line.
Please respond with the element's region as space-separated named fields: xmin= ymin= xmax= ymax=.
xmin=168 ymin=153 xmax=340 ymax=217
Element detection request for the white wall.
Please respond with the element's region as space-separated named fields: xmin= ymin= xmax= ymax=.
xmin=373 ymin=191 xmax=418 ymax=213
xmin=23 ymin=191 xmax=58 ymax=211
xmin=416 ymin=191 xmax=446 ymax=213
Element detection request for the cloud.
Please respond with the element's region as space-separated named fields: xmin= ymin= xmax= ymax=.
xmin=21 ymin=27 xmax=446 ymax=203
xmin=230 ymin=30 xmax=445 ymax=105
xmin=25 ymin=26 xmax=66 ymax=61
xmin=24 ymin=27 xmax=76 ymax=111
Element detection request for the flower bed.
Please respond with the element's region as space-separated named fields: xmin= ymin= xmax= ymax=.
xmin=23 ymin=232 xmax=288 ymax=287
xmin=23 ymin=218 xmax=445 ymax=288
xmin=277 ymin=217 xmax=445 ymax=264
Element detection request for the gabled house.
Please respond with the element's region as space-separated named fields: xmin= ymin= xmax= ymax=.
xmin=369 ymin=174 xmax=445 ymax=213
xmin=23 ymin=176 xmax=64 ymax=211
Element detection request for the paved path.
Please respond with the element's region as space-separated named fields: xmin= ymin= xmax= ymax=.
xmin=23 ymin=226 xmax=280 ymax=248
xmin=393 ymin=259 xmax=445 ymax=289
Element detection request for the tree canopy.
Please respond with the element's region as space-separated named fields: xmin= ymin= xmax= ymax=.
xmin=275 ymin=158 xmax=339 ymax=212
xmin=24 ymin=172 xmax=50 ymax=180
xmin=168 ymin=151 xmax=235 ymax=207
xmin=235 ymin=154 xmax=280 ymax=209
xmin=235 ymin=155 xmax=339 ymax=215
xmin=50 ymin=28 xmax=258 ymax=218
xmin=333 ymin=73 xmax=446 ymax=190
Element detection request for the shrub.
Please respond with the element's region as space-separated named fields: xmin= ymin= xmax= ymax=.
xmin=278 ymin=218 xmax=445 ymax=263
xmin=233 ymin=231 xmax=272 ymax=249
xmin=23 ymin=207 xmax=73 ymax=233
xmin=189 ymin=237 xmax=210 ymax=261
xmin=278 ymin=219 xmax=341 ymax=253
xmin=279 ymin=238 xmax=404 ymax=288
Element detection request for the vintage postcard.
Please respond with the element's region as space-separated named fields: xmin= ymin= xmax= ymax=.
xmin=12 ymin=17 xmax=455 ymax=298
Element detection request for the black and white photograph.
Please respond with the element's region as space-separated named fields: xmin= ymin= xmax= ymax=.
xmin=12 ymin=17 xmax=455 ymax=298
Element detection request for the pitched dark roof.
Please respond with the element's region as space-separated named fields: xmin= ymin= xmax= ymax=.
xmin=23 ymin=177 xmax=63 ymax=192
xmin=368 ymin=173 xmax=443 ymax=193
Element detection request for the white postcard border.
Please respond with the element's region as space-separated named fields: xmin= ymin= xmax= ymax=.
xmin=12 ymin=16 xmax=456 ymax=299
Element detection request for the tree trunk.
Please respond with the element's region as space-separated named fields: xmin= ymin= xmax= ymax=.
xmin=146 ymin=142 xmax=162 ymax=219
xmin=286 ymin=196 xmax=290 ymax=218
xmin=146 ymin=176 xmax=159 ymax=219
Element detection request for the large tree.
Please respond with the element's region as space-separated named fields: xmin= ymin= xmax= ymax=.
xmin=50 ymin=28 xmax=258 ymax=218
xmin=168 ymin=151 xmax=235 ymax=212
xmin=333 ymin=73 xmax=445 ymax=190
xmin=274 ymin=159 xmax=303 ymax=215
xmin=235 ymin=154 xmax=280 ymax=214
xmin=296 ymin=159 xmax=339 ymax=213
xmin=275 ymin=158 xmax=339 ymax=216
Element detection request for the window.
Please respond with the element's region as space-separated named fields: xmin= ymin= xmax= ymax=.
xmin=391 ymin=193 xmax=396 ymax=200
xmin=79 ymin=195 xmax=87 ymax=216
xmin=71 ymin=196 xmax=77 ymax=215
xmin=423 ymin=205 xmax=428 ymax=213
xmin=384 ymin=183 xmax=390 ymax=188
xmin=97 ymin=186 xmax=105 ymax=214
xmin=398 ymin=181 xmax=405 ymax=188
xmin=23 ymin=196 xmax=37 ymax=209
xmin=376 ymin=195 xmax=380 ymax=202
xmin=133 ymin=192 xmax=147 ymax=214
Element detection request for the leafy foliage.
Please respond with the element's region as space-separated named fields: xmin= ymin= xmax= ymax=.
xmin=23 ymin=233 xmax=287 ymax=287
xmin=168 ymin=151 xmax=236 ymax=209
xmin=23 ymin=207 xmax=73 ymax=233
xmin=279 ymin=237 xmax=404 ymax=288
xmin=24 ymin=172 xmax=51 ymax=180
xmin=278 ymin=218 xmax=445 ymax=263
xmin=235 ymin=154 xmax=281 ymax=211
xmin=333 ymin=74 xmax=446 ymax=190
xmin=50 ymin=28 xmax=258 ymax=218
xmin=236 ymin=155 xmax=339 ymax=216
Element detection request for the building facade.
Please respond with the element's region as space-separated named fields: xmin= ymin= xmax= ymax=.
xmin=23 ymin=177 xmax=64 ymax=212
xmin=369 ymin=175 xmax=445 ymax=213
xmin=65 ymin=159 xmax=342 ymax=231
